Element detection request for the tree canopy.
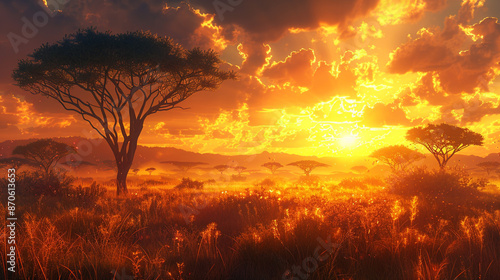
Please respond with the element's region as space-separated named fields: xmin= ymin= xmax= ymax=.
xmin=12 ymin=139 xmax=75 ymax=175
xmin=262 ymin=162 xmax=284 ymax=175
xmin=370 ymin=145 xmax=425 ymax=172
xmin=145 ymin=167 xmax=156 ymax=175
xmin=406 ymin=123 xmax=483 ymax=169
xmin=287 ymin=160 xmax=329 ymax=176
xmin=477 ymin=161 xmax=500 ymax=175
xmin=214 ymin=165 xmax=230 ymax=175
xmin=12 ymin=28 xmax=235 ymax=195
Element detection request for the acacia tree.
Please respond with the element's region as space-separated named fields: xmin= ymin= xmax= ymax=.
xmin=234 ymin=166 xmax=247 ymax=176
xmin=214 ymin=165 xmax=229 ymax=175
xmin=287 ymin=160 xmax=329 ymax=176
xmin=262 ymin=162 xmax=283 ymax=175
xmin=0 ymin=157 xmax=36 ymax=171
xmin=13 ymin=28 xmax=234 ymax=195
xmin=370 ymin=145 xmax=425 ymax=173
xmin=146 ymin=167 xmax=156 ymax=176
xmin=12 ymin=139 xmax=75 ymax=176
xmin=477 ymin=161 xmax=500 ymax=175
xmin=406 ymin=123 xmax=483 ymax=170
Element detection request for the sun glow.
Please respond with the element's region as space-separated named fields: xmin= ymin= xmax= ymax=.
xmin=339 ymin=133 xmax=359 ymax=147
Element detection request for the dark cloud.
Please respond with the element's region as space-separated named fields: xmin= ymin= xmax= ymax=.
xmin=262 ymin=48 xmax=315 ymax=87
xmin=190 ymin=0 xmax=381 ymax=42
xmin=388 ymin=15 xmax=500 ymax=94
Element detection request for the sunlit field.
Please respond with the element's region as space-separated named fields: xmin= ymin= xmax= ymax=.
xmin=2 ymin=168 xmax=499 ymax=280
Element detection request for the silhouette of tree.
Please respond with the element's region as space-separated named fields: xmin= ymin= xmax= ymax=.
xmin=146 ymin=167 xmax=156 ymax=176
xmin=161 ymin=161 xmax=207 ymax=174
xmin=0 ymin=157 xmax=36 ymax=171
xmin=132 ymin=168 xmax=140 ymax=175
xmin=370 ymin=145 xmax=425 ymax=172
xmin=214 ymin=165 xmax=229 ymax=175
xmin=406 ymin=124 xmax=483 ymax=170
xmin=12 ymin=28 xmax=235 ymax=195
xmin=287 ymin=160 xmax=329 ymax=176
xmin=477 ymin=161 xmax=500 ymax=175
xmin=12 ymin=139 xmax=75 ymax=176
xmin=234 ymin=166 xmax=247 ymax=175
xmin=262 ymin=162 xmax=283 ymax=175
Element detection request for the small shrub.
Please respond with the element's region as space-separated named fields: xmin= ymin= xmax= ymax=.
xmin=69 ymin=181 xmax=107 ymax=206
xmin=1 ymin=170 xmax=74 ymax=196
xmin=255 ymin=178 xmax=276 ymax=188
xmin=175 ymin=178 xmax=204 ymax=189
xmin=389 ymin=167 xmax=486 ymax=201
xmin=204 ymin=179 xmax=217 ymax=185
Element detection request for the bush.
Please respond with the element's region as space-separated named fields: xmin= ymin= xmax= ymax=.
xmin=1 ymin=170 xmax=74 ymax=196
xmin=69 ymin=181 xmax=107 ymax=206
xmin=388 ymin=166 xmax=493 ymax=223
xmin=255 ymin=178 xmax=276 ymax=188
xmin=175 ymin=177 xmax=204 ymax=189
xmin=389 ymin=167 xmax=486 ymax=200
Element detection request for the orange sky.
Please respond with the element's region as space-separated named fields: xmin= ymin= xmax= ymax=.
xmin=1 ymin=0 xmax=500 ymax=157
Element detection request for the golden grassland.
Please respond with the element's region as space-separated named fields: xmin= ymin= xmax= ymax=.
xmin=1 ymin=169 xmax=500 ymax=280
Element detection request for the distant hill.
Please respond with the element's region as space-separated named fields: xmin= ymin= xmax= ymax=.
xmin=1 ymin=137 xmax=498 ymax=178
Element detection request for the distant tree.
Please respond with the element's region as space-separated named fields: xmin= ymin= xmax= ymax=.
xmin=161 ymin=161 xmax=208 ymax=174
xmin=287 ymin=160 xmax=329 ymax=176
xmin=12 ymin=139 xmax=75 ymax=176
xmin=146 ymin=167 xmax=156 ymax=176
xmin=406 ymin=123 xmax=483 ymax=170
xmin=370 ymin=145 xmax=425 ymax=173
xmin=262 ymin=162 xmax=283 ymax=175
xmin=13 ymin=28 xmax=235 ymax=195
xmin=234 ymin=166 xmax=247 ymax=176
xmin=477 ymin=161 xmax=500 ymax=175
xmin=132 ymin=168 xmax=140 ymax=175
xmin=0 ymin=157 xmax=36 ymax=171
xmin=351 ymin=165 xmax=369 ymax=174
xmin=214 ymin=165 xmax=229 ymax=175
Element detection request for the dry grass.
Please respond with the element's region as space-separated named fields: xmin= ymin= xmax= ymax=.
xmin=1 ymin=172 xmax=499 ymax=280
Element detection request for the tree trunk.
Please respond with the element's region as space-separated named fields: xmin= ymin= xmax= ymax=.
xmin=116 ymin=165 xmax=129 ymax=196
xmin=114 ymin=122 xmax=143 ymax=196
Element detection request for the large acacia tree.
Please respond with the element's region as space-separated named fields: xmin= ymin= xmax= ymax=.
xmin=13 ymin=28 xmax=235 ymax=195
xmin=406 ymin=123 xmax=483 ymax=170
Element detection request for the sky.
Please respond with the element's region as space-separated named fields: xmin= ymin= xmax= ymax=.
xmin=1 ymin=0 xmax=500 ymax=157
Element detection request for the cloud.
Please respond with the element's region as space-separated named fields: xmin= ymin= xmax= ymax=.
xmin=262 ymin=48 xmax=316 ymax=87
xmin=190 ymin=0 xmax=381 ymax=42
xmin=363 ymin=102 xmax=415 ymax=127
xmin=388 ymin=14 xmax=500 ymax=94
